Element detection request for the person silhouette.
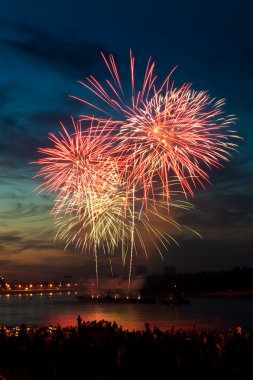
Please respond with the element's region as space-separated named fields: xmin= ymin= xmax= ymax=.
xmin=77 ymin=315 xmax=82 ymax=331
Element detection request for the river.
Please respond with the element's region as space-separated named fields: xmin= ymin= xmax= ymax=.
xmin=0 ymin=294 xmax=253 ymax=331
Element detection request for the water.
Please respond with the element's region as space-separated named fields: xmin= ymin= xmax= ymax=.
xmin=1 ymin=294 xmax=253 ymax=331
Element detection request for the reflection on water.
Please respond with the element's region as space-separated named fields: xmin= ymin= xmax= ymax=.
xmin=0 ymin=294 xmax=253 ymax=331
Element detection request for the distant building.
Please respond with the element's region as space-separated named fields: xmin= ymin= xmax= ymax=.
xmin=0 ymin=276 xmax=6 ymax=289
xmin=63 ymin=275 xmax=72 ymax=284
xmin=164 ymin=266 xmax=177 ymax=276
xmin=135 ymin=265 xmax=147 ymax=277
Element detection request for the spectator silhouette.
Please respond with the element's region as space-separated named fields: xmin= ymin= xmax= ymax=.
xmin=77 ymin=314 xmax=82 ymax=332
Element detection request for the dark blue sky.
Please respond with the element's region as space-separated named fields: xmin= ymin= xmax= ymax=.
xmin=0 ymin=0 xmax=252 ymax=280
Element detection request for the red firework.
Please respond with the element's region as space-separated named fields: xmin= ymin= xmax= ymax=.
xmin=33 ymin=118 xmax=120 ymax=215
xmin=72 ymin=51 xmax=240 ymax=203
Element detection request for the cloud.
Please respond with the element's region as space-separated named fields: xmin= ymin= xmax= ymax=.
xmin=0 ymin=20 xmax=109 ymax=76
xmin=176 ymin=172 xmax=253 ymax=243
xmin=0 ymin=202 xmax=51 ymax=220
xmin=153 ymin=237 xmax=253 ymax=274
xmin=0 ymin=227 xmax=62 ymax=255
xmin=0 ymin=83 xmax=21 ymax=108
xmin=0 ymin=116 xmax=49 ymax=168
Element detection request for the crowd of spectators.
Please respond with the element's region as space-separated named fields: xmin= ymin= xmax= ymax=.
xmin=0 ymin=317 xmax=252 ymax=379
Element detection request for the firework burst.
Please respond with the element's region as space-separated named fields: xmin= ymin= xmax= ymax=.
xmin=34 ymin=51 xmax=240 ymax=288
xmin=54 ymin=181 xmax=197 ymax=286
xmin=33 ymin=118 xmax=123 ymax=285
xmin=74 ymin=51 xmax=240 ymax=203
xmin=34 ymin=118 xmax=120 ymax=215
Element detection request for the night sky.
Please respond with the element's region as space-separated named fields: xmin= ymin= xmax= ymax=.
xmin=0 ymin=0 xmax=252 ymax=281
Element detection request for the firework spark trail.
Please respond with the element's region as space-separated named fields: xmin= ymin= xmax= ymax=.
xmin=128 ymin=182 xmax=135 ymax=293
xmin=34 ymin=51 xmax=240 ymax=285
xmin=73 ymin=51 xmax=240 ymax=206
xmin=34 ymin=118 xmax=124 ymax=286
xmin=34 ymin=118 xmax=120 ymax=216
xmin=53 ymin=178 xmax=197 ymax=279
xmin=34 ymin=118 xmax=194 ymax=267
xmin=54 ymin=187 xmax=129 ymax=255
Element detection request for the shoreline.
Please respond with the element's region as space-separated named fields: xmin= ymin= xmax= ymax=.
xmin=2 ymin=289 xmax=253 ymax=298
